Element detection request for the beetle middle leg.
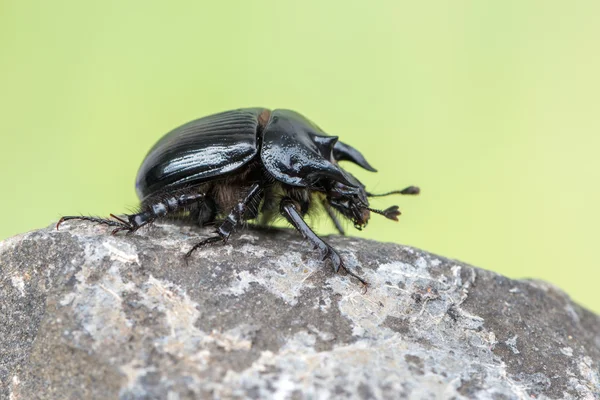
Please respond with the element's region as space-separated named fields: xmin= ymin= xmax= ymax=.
xmin=185 ymin=183 xmax=263 ymax=257
xmin=279 ymin=197 xmax=367 ymax=286
xmin=321 ymin=198 xmax=345 ymax=235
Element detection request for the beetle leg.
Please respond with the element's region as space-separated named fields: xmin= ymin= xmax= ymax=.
xmin=279 ymin=198 xmax=367 ymax=286
xmin=321 ymin=198 xmax=345 ymax=235
xmin=185 ymin=236 xmax=223 ymax=258
xmin=57 ymin=192 xmax=211 ymax=233
xmin=186 ymin=183 xmax=263 ymax=257
xmin=193 ymin=196 xmax=217 ymax=226
xmin=216 ymin=183 xmax=262 ymax=241
xmin=56 ymin=215 xmax=134 ymax=232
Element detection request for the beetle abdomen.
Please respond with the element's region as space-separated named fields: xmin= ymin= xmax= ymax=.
xmin=136 ymin=108 xmax=267 ymax=201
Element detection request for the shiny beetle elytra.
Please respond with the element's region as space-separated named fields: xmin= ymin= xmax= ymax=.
xmin=58 ymin=108 xmax=419 ymax=285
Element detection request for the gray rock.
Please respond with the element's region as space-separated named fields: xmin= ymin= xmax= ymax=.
xmin=1 ymin=221 xmax=599 ymax=400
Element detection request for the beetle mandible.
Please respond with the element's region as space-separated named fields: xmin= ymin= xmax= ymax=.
xmin=57 ymin=108 xmax=419 ymax=286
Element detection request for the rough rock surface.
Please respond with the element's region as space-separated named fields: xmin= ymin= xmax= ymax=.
xmin=1 ymin=221 xmax=599 ymax=400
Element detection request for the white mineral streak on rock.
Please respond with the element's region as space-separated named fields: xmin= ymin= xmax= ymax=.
xmin=505 ymin=335 xmax=520 ymax=355
xmin=224 ymin=251 xmax=315 ymax=305
xmin=319 ymin=295 xmax=332 ymax=312
xmin=219 ymin=333 xmax=462 ymax=398
xmin=9 ymin=375 xmax=20 ymax=400
xmin=307 ymin=324 xmax=335 ymax=342
xmin=140 ymin=275 xmax=205 ymax=354
xmin=0 ymin=233 xmax=23 ymax=253
xmin=561 ymin=346 xmax=574 ymax=357
xmin=119 ymin=359 xmax=157 ymax=399
xmin=10 ymin=276 xmax=25 ymax=297
xmin=116 ymin=274 xmax=259 ymax=396
xmin=238 ymin=233 xmax=259 ymax=243
xmin=102 ymin=240 xmax=140 ymax=264
xmin=574 ymin=356 xmax=600 ymax=400
xmin=210 ymin=252 xmax=534 ymax=399
xmin=59 ymin=262 xmax=134 ymax=352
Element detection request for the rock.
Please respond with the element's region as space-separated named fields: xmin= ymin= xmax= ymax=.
xmin=1 ymin=221 xmax=599 ymax=400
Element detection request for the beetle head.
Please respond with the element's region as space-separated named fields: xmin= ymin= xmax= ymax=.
xmin=326 ymin=173 xmax=402 ymax=230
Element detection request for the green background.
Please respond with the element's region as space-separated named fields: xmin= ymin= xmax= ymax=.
xmin=2 ymin=1 xmax=599 ymax=313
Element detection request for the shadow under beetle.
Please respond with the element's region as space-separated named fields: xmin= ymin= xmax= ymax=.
xmin=57 ymin=108 xmax=419 ymax=286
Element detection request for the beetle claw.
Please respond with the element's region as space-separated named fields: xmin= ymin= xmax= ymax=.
xmin=185 ymin=235 xmax=224 ymax=258
xmin=327 ymin=249 xmax=342 ymax=273
xmin=56 ymin=217 xmax=66 ymax=230
xmin=332 ymin=261 xmax=341 ymax=273
xmin=360 ymin=281 xmax=369 ymax=294
xmin=340 ymin=265 xmax=369 ymax=287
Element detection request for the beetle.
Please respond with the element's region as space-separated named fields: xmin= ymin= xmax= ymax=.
xmin=57 ymin=108 xmax=419 ymax=285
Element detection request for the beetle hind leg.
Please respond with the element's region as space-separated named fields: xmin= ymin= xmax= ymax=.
xmin=57 ymin=192 xmax=213 ymax=235
xmin=56 ymin=214 xmax=136 ymax=235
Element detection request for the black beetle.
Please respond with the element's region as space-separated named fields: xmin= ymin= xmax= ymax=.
xmin=58 ymin=108 xmax=419 ymax=285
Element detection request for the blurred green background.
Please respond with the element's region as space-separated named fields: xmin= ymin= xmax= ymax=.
xmin=1 ymin=1 xmax=599 ymax=313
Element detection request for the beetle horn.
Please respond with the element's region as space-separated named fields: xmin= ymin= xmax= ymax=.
xmin=312 ymin=135 xmax=339 ymax=154
xmin=333 ymin=141 xmax=377 ymax=172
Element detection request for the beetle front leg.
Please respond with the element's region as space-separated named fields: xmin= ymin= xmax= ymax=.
xmin=186 ymin=183 xmax=263 ymax=257
xmin=279 ymin=198 xmax=367 ymax=286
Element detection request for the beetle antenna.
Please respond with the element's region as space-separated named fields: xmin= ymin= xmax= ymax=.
xmin=367 ymin=205 xmax=401 ymax=221
xmin=367 ymin=186 xmax=420 ymax=197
